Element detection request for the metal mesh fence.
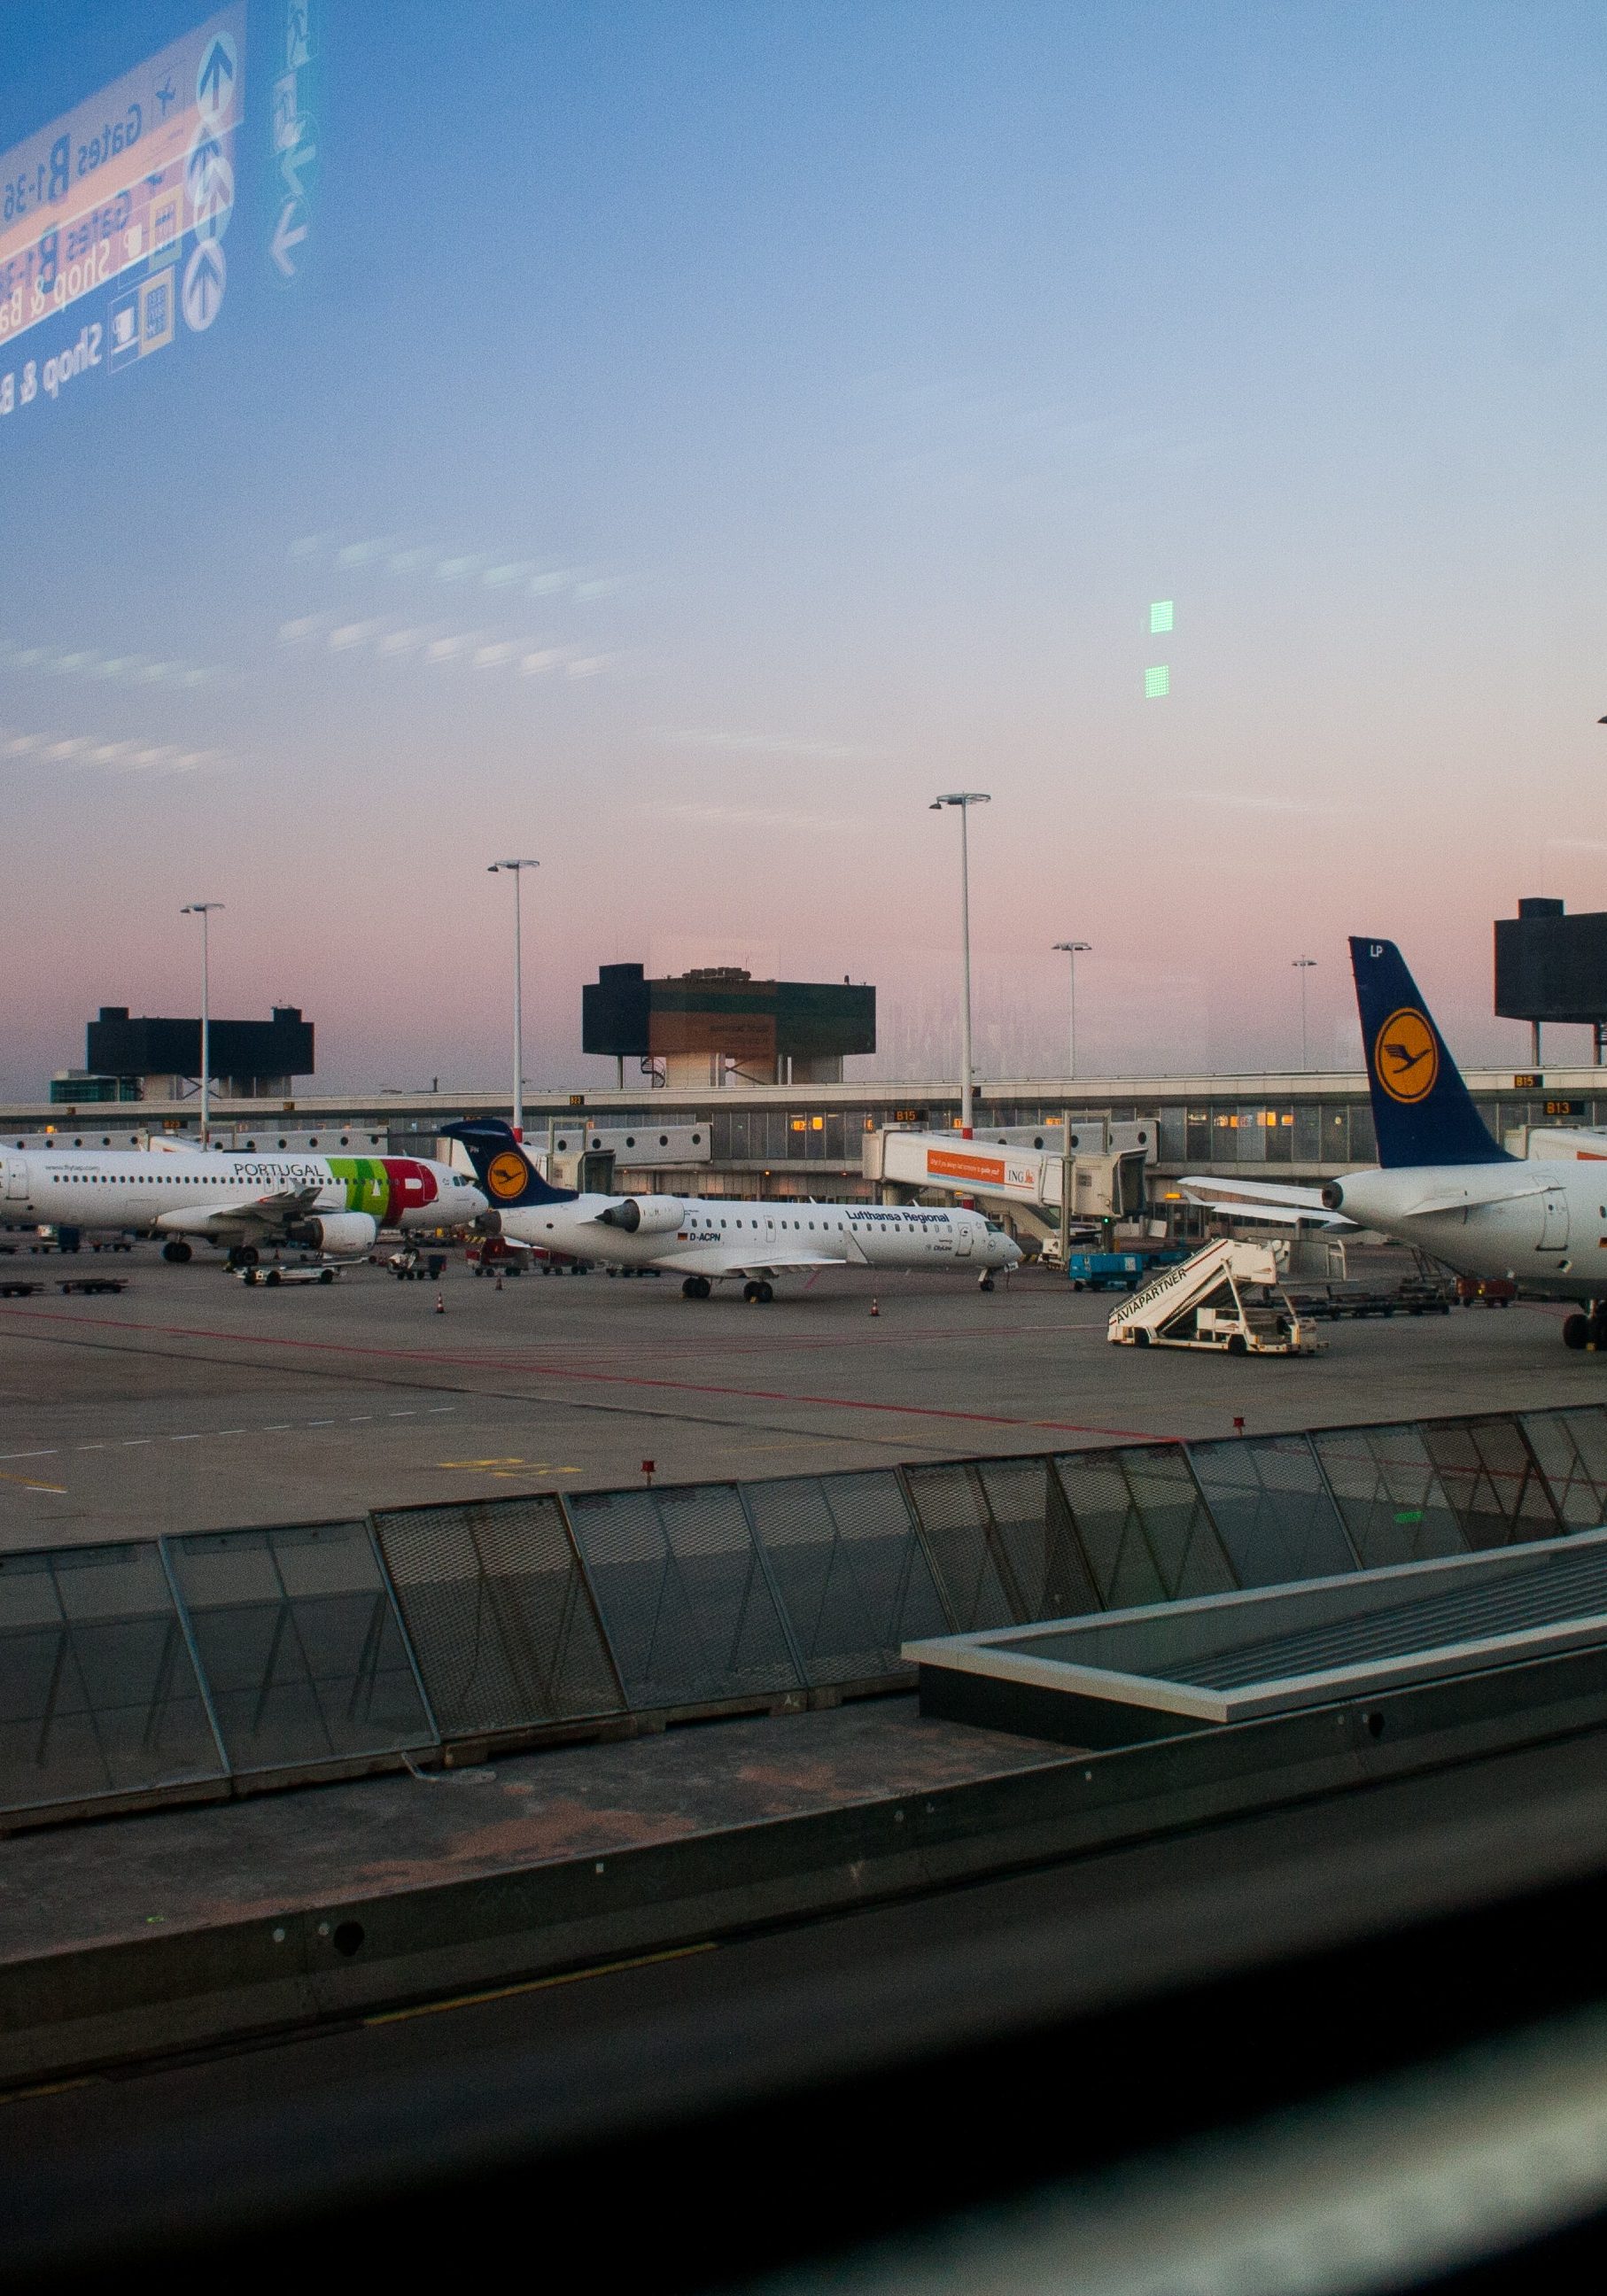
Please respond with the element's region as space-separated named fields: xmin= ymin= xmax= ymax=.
xmin=1309 ymin=1423 xmax=1468 ymax=1567
xmin=900 ymin=1464 xmax=1020 ymax=1631
xmin=974 ymin=1456 xmax=1102 ymax=1623
xmin=740 ymin=1471 xmax=947 ymax=1683
xmin=1186 ymin=1435 xmax=1358 ymax=1587
xmin=1052 ymin=1445 xmax=1238 ymax=1608
xmin=165 ymin=1521 xmax=435 ymax=1772
xmin=0 ymin=1544 xmax=222 ymax=1813
xmin=1418 ymin=1418 xmax=1561 ymax=1549
xmin=566 ymin=1485 xmax=801 ymax=1707
xmin=1518 ymin=1408 xmax=1607 ymax=1530
xmin=373 ymin=1496 xmax=624 ymax=1734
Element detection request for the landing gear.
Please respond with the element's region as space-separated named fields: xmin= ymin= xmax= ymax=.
xmin=160 ymin=1239 xmax=192 ymax=1265
xmin=1564 ymin=1306 xmax=1607 ymax=1352
xmin=742 ymin=1280 xmax=774 ymax=1305
xmin=977 ymin=1274 xmax=995 ymax=1292
xmin=227 ymin=1245 xmax=259 ymax=1269
xmin=681 ymin=1275 xmax=712 ymax=1299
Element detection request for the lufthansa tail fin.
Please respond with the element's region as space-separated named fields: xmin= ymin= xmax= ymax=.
xmin=1348 ymin=937 xmax=1510 ymax=1168
xmin=441 ymin=1121 xmax=579 ymax=1207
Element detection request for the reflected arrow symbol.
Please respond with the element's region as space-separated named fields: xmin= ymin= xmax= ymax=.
xmin=271 ymin=198 xmax=307 ymax=276
xmin=198 ymin=40 xmax=234 ymax=106
xmin=280 ymin=136 xmax=317 ymax=201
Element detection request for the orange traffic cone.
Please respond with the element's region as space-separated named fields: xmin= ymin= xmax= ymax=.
xmin=870 ymin=1296 xmax=880 ymax=1317
xmin=494 ymin=1274 xmax=503 ymax=1292
xmin=434 ymin=1290 xmax=446 ymax=1315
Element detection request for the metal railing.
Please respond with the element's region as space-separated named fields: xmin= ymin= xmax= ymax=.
xmin=4 ymin=1404 xmax=1605 ymax=1824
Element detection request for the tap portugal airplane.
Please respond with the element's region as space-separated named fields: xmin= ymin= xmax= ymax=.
xmin=0 ymin=1142 xmax=487 ymax=1265
xmin=445 ymin=1121 xmax=1022 ymax=1300
xmin=1184 ymin=935 xmax=1607 ymax=1352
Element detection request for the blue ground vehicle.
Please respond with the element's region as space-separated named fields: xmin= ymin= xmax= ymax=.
xmin=1063 ymin=1247 xmax=1186 ymax=1292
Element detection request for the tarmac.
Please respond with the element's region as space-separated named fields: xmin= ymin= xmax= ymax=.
xmin=0 ymin=1248 xmax=1598 ymax=1550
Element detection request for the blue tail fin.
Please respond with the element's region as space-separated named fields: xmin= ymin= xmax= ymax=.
xmin=1348 ymin=937 xmax=1510 ymax=1168
xmin=441 ymin=1120 xmax=579 ymax=1206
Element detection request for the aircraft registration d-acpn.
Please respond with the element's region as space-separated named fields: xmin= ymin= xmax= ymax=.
xmin=1186 ymin=935 xmax=1607 ymax=1352
xmin=0 ymin=1143 xmax=487 ymax=1265
xmin=445 ymin=1121 xmax=1022 ymax=1299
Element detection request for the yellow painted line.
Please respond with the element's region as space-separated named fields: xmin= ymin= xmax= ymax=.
xmin=0 ymin=2075 xmax=95 ymax=2106
xmin=362 ymin=1939 xmax=717 ymax=2028
xmin=0 ymin=1470 xmax=66 ymax=1493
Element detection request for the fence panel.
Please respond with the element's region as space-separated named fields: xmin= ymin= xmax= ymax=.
xmin=373 ymin=1496 xmax=624 ymax=1734
xmin=974 ymin=1456 xmax=1102 ymax=1623
xmin=1519 ymin=1408 xmax=1607 ymax=1529
xmin=0 ymin=1544 xmax=223 ymax=1813
xmin=900 ymin=1464 xmax=1019 ymax=1631
xmin=1185 ymin=1435 xmax=1357 ymax=1587
xmin=1052 ymin=1445 xmax=1238 ymax=1609
xmin=566 ymin=1485 xmax=801 ymax=1708
xmin=1417 ymin=1418 xmax=1561 ymax=1549
xmin=165 ymin=1522 xmax=435 ymax=1772
xmin=1309 ymin=1423 xmax=1468 ymax=1567
xmin=740 ymin=1470 xmax=947 ymax=1683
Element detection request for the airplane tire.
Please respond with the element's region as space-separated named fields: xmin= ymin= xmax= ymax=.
xmin=697 ymin=1276 xmax=712 ymax=1299
xmin=1564 ymin=1314 xmax=1589 ymax=1352
xmin=978 ymin=1276 xmax=995 ymax=1292
xmin=682 ymin=1276 xmax=701 ymax=1299
xmin=743 ymin=1282 xmax=761 ymax=1305
xmin=237 ymin=1245 xmax=260 ymax=1268
xmin=758 ymin=1282 xmax=774 ymax=1304
xmin=161 ymin=1240 xmax=192 ymax=1265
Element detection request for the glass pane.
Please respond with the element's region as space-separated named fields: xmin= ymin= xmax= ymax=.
xmin=1520 ymin=1408 xmax=1607 ymax=1530
xmin=0 ymin=1544 xmax=222 ymax=1813
xmin=1418 ymin=1419 xmax=1562 ymax=1549
xmin=974 ymin=1456 xmax=1100 ymax=1622
xmin=901 ymin=1464 xmax=1018 ymax=1631
xmin=167 ymin=1522 xmax=432 ymax=1772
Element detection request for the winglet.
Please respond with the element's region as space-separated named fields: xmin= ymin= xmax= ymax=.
xmin=440 ymin=1120 xmax=579 ymax=1206
xmin=1348 ymin=938 xmax=1510 ymax=1168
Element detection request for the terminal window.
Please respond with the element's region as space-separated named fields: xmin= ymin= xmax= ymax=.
xmin=1145 ymin=665 xmax=1170 ymax=699
xmin=1150 ymin=601 xmax=1174 ymax=633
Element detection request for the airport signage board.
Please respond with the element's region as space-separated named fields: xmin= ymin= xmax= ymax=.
xmin=925 ymin=1146 xmax=1042 ymax=1193
xmin=0 ymin=6 xmax=245 ymax=428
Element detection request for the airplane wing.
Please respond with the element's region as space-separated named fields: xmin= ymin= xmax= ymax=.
xmin=1176 ymin=1176 xmax=1355 ymax=1230
xmin=155 ymin=1186 xmax=322 ymax=1237
xmin=660 ymin=1246 xmax=843 ymax=1279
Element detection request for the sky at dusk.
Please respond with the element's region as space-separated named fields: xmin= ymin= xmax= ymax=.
xmin=2 ymin=0 xmax=1605 ymax=1100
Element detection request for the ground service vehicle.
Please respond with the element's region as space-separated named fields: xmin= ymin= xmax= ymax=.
xmin=1107 ymin=1238 xmax=1323 ymax=1355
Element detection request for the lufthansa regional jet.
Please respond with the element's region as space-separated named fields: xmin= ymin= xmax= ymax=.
xmin=446 ymin=1121 xmax=1021 ymax=1299
xmin=1183 ymin=936 xmax=1607 ymax=1352
xmin=0 ymin=1141 xmax=487 ymax=1265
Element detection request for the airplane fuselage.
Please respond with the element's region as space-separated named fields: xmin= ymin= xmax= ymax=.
xmin=498 ymin=1192 xmax=1019 ymax=1277
xmin=0 ymin=1147 xmax=481 ymax=1242
xmin=1330 ymin=1159 xmax=1607 ymax=1300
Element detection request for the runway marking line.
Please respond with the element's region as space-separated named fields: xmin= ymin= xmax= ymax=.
xmin=0 ymin=1469 xmax=66 ymax=1493
xmin=362 ymin=1939 xmax=717 ymax=2028
xmin=0 ymin=1306 xmax=1170 ymax=1444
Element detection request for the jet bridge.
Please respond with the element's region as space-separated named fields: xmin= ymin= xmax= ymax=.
xmin=863 ymin=1123 xmax=1152 ymax=1241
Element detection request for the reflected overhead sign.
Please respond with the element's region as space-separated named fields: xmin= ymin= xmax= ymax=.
xmin=0 ymin=5 xmax=245 ymax=424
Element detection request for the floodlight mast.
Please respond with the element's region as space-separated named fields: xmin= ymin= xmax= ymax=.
xmin=487 ymin=860 xmax=539 ymax=1136
xmin=1293 ymin=956 xmax=1318 ymax=1071
xmin=1052 ymin=941 xmax=1092 ymax=1079
xmin=930 ymin=794 xmax=990 ymax=1136
xmin=179 ymin=903 xmax=224 ymax=1144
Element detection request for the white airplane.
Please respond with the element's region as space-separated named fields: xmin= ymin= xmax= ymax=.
xmin=445 ymin=1121 xmax=1022 ymax=1299
xmin=0 ymin=1141 xmax=487 ymax=1266
xmin=1184 ymin=935 xmax=1607 ymax=1351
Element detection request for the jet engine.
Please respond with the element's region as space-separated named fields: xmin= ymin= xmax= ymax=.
xmin=288 ymin=1212 xmax=380 ymax=1255
xmin=594 ymin=1197 xmax=686 ymax=1237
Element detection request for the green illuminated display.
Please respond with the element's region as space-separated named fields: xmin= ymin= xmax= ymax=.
xmin=1145 ymin=664 xmax=1169 ymax=699
xmin=1150 ymin=601 xmax=1174 ymax=633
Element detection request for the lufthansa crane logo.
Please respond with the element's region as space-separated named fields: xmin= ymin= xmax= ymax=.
xmin=486 ymin=1151 xmax=529 ymax=1200
xmin=1375 ymin=1007 xmax=1439 ymax=1104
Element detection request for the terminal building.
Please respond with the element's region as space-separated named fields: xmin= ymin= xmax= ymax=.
xmin=49 ymin=1004 xmax=315 ymax=1106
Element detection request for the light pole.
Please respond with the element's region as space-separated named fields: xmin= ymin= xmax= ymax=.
xmin=1293 ymin=955 xmax=1317 ymax=1071
xmin=1052 ymin=941 xmax=1092 ymax=1078
xmin=930 ymin=793 xmax=990 ymax=1136
xmin=487 ymin=859 xmax=539 ymax=1136
xmin=179 ymin=903 xmax=223 ymax=1144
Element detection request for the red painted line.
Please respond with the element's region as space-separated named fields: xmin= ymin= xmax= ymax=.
xmin=0 ymin=1305 xmax=1171 ymax=1444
